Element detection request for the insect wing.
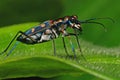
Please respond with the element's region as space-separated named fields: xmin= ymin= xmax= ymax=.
xmin=28 ymin=26 xmax=51 ymax=36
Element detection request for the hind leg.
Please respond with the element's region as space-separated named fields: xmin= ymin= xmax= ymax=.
xmin=0 ymin=31 xmax=36 ymax=55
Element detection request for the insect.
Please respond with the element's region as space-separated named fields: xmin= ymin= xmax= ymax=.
xmin=0 ymin=15 xmax=114 ymax=60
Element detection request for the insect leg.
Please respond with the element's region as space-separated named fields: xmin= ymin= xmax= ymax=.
xmin=0 ymin=31 xmax=20 ymax=55
xmin=68 ymin=36 xmax=76 ymax=59
xmin=62 ymin=37 xmax=69 ymax=56
xmin=0 ymin=31 xmax=36 ymax=55
xmin=52 ymin=39 xmax=56 ymax=56
xmin=4 ymin=41 xmax=19 ymax=59
xmin=74 ymin=29 xmax=87 ymax=61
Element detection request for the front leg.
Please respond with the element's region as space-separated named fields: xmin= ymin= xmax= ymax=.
xmin=64 ymin=30 xmax=87 ymax=61
xmin=73 ymin=29 xmax=87 ymax=61
xmin=61 ymin=30 xmax=77 ymax=59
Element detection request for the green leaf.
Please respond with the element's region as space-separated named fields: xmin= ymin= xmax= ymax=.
xmin=0 ymin=23 xmax=120 ymax=80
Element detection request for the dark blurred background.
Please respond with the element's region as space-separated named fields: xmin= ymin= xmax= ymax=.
xmin=0 ymin=0 xmax=63 ymax=27
xmin=0 ymin=0 xmax=120 ymax=47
